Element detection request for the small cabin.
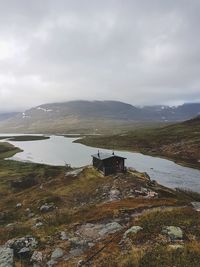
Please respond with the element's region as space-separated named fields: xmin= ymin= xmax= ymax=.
xmin=92 ymin=152 xmax=126 ymax=176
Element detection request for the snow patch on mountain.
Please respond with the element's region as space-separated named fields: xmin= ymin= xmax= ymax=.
xmin=37 ymin=107 xmax=52 ymax=112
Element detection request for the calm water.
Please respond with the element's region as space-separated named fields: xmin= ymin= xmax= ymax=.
xmin=1 ymin=134 xmax=200 ymax=192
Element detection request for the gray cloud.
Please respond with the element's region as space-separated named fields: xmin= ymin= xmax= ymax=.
xmin=0 ymin=0 xmax=199 ymax=111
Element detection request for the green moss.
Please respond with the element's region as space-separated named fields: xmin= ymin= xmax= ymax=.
xmin=0 ymin=142 xmax=22 ymax=159
xmin=5 ymin=135 xmax=50 ymax=141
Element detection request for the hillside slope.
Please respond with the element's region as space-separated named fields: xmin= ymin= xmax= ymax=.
xmin=77 ymin=116 xmax=200 ymax=168
xmin=1 ymin=158 xmax=200 ymax=266
xmin=0 ymin=112 xmax=19 ymax=122
xmin=0 ymin=101 xmax=199 ymax=134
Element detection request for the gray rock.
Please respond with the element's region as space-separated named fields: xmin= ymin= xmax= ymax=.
xmin=16 ymin=203 xmax=22 ymax=208
xmin=162 ymin=226 xmax=183 ymax=241
xmin=33 ymin=222 xmax=43 ymax=228
xmin=64 ymin=248 xmax=84 ymax=261
xmin=191 ymin=202 xmax=200 ymax=211
xmin=69 ymin=237 xmax=88 ymax=249
xmin=88 ymin=242 xmax=95 ymax=248
xmin=69 ymin=248 xmax=84 ymax=257
xmin=40 ymin=203 xmax=55 ymax=213
xmin=65 ymin=168 xmax=83 ymax=177
xmin=31 ymin=251 xmax=43 ymax=266
xmin=51 ymin=248 xmax=64 ymax=260
xmin=99 ymin=222 xmax=122 ymax=236
xmin=0 ymin=246 xmax=14 ymax=267
xmin=77 ymin=222 xmax=123 ymax=240
xmin=77 ymin=260 xmax=85 ymax=267
xmin=109 ymin=189 xmax=121 ymax=201
xmin=60 ymin=231 xmax=68 ymax=240
xmin=123 ymin=226 xmax=143 ymax=238
xmin=47 ymin=259 xmax=57 ymax=267
xmin=5 ymin=236 xmax=38 ymax=257
xmin=28 ymin=212 xmax=35 ymax=218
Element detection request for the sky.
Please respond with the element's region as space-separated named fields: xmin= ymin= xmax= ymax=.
xmin=0 ymin=0 xmax=200 ymax=112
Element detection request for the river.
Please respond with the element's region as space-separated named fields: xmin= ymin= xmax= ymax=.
xmin=1 ymin=134 xmax=200 ymax=192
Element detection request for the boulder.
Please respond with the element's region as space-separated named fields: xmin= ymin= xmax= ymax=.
xmin=123 ymin=226 xmax=143 ymax=238
xmin=69 ymin=237 xmax=88 ymax=249
xmin=162 ymin=226 xmax=183 ymax=241
xmin=51 ymin=248 xmax=64 ymax=260
xmin=28 ymin=212 xmax=35 ymax=218
xmin=31 ymin=251 xmax=43 ymax=266
xmin=77 ymin=222 xmax=123 ymax=240
xmin=5 ymin=236 xmax=38 ymax=258
xmin=69 ymin=248 xmax=83 ymax=257
xmin=0 ymin=246 xmax=14 ymax=267
xmin=77 ymin=260 xmax=85 ymax=267
xmin=40 ymin=203 xmax=55 ymax=213
xmin=47 ymin=259 xmax=57 ymax=267
xmin=33 ymin=222 xmax=43 ymax=228
xmin=65 ymin=168 xmax=83 ymax=177
xmin=99 ymin=222 xmax=122 ymax=236
xmin=16 ymin=203 xmax=22 ymax=208
xmin=109 ymin=189 xmax=121 ymax=201
xmin=60 ymin=231 xmax=68 ymax=241
xmin=191 ymin=202 xmax=200 ymax=211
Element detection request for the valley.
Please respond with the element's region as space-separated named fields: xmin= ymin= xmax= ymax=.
xmin=0 ymin=102 xmax=200 ymax=266
xmin=0 ymin=142 xmax=200 ymax=266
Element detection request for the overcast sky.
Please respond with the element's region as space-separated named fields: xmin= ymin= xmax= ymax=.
xmin=0 ymin=0 xmax=200 ymax=111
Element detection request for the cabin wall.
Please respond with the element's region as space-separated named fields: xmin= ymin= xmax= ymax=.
xmin=93 ymin=157 xmax=104 ymax=172
xmin=92 ymin=156 xmax=125 ymax=176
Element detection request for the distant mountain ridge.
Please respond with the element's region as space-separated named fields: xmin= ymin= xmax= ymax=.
xmin=0 ymin=112 xmax=19 ymax=122
xmin=0 ymin=100 xmax=199 ymax=133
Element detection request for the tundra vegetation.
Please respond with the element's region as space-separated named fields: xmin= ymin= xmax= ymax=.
xmin=0 ymin=141 xmax=200 ymax=266
xmin=76 ymin=116 xmax=200 ymax=169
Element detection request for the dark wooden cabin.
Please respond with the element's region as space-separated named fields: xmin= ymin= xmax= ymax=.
xmin=92 ymin=152 xmax=126 ymax=176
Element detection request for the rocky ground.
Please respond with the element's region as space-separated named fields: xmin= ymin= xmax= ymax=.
xmin=1 ymin=162 xmax=200 ymax=266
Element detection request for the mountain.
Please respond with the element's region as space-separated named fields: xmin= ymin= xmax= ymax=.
xmin=0 ymin=112 xmax=19 ymax=122
xmin=0 ymin=101 xmax=199 ymax=134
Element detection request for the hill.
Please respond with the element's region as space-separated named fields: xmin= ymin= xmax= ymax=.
xmin=1 ymin=146 xmax=200 ymax=266
xmin=0 ymin=101 xmax=199 ymax=134
xmin=0 ymin=112 xmax=19 ymax=122
xmin=77 ymin=116 xmax=200 ymax=168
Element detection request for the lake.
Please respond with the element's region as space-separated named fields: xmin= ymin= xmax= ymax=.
xmin=1 ymin=134 xmax=200 ymax=192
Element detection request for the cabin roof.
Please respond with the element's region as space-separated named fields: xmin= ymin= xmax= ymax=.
xmin=92 ymin=152 xmax=126 ymax=161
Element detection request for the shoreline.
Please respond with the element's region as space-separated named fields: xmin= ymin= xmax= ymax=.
xmin=75 ymin=138 xmax=200 ymax=171
xmin=2 ymin=133 xmax=200 ymax=171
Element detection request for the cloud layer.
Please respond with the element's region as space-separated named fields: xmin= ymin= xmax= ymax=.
xmin=0 ymin=0 xmax=199 ymax=111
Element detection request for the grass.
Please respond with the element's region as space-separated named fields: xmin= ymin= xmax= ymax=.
xmin=0 ymin=225 xmax=32 ymax=244
xmin=0 ymin=155 xmax=200 ymax=266
xmin=73 ymin=198 xmax=179 ymax=224
xmin=76 ymin=117 xmax=200 ymax=168
xmin=138 ymin=242 xmax=200 ymax=267
xmin=0 ymin=142 xmax=22 ymax=159
xmin=0 ymin=135 xmax=50 ymax=141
